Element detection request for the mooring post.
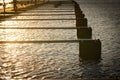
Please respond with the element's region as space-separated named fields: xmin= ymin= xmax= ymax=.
xmin=73 ymin=0 xmax=102 ymax=60
xmin=73 ymin=1 xmax=83 ymax=15
xmin=3 ymin=0 xmax=6 ymax=16
xmin=76 ymin=18 xmax=88 ymax=27
xmin=13 ymin=0 xmax=17 ymax=12
xmin=76 ymin=13 xmax=85 ymax=20
xmin=79 ymin=39 xmax=101 ymax=60
xmin=35 ymin=0 xmax=37 ymax=5
xmin=73 ymin=1 xmax=87 ymax=27
xmin=74 ymin=3 xmax=82 ymax=14
xmin=54 ymin=1 xmax=62 ymax=8
xmin=77 ymin=27 xmax=92 ymax=39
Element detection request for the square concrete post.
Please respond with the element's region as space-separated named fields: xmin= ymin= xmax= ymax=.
xmin=77 ymin=27 xmax=92 ymax=39
xmin=79 ymin=39 xmax=101 ymax=60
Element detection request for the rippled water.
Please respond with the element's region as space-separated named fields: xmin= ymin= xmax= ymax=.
xmin=0 ymin=4 xmax=13 ymax=9
xmin=78 ymin=0 xmax=120 ymax=78
xmin=0 ymin=0 xmax=120 ymax=80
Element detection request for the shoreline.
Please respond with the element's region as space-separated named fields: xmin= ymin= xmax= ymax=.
xmin=0 ymin=1 xmax=48 ymax=20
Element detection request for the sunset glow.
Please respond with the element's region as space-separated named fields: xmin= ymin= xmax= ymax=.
xmin=0 ymin=0 xmax=12 ymax=3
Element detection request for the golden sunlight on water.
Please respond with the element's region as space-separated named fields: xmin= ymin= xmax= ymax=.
xmin=4 ymin=29 xmax=19 ymax=41
xmin=0 ymin=0 xmax=13 ymax=9
xmin=1 ymin=44 xmax=28 ymax=80
xmin=1 ymin=21 xmax=18 ymax=41
xmin=0 ymin=0 xmax=12 ymax=3
xmin=1 ymin=21 xmax=17 ymax=26
xmin=0 ymin=0 xmax=120 ymax=79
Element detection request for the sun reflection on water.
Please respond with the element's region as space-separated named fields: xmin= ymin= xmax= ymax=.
xmin=0 ymin=0 xmax=13 ymax=3
xmin=4 ymin=29 xmax=19 ymax=41
xmin=1 ymin=21 xmax=18 ymax=26
xmin=2 ymin=43 xmax=34 ymax=80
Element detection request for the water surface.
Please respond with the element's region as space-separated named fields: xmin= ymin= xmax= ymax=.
xmin=0 ymin=0 xmax=120 ymax=79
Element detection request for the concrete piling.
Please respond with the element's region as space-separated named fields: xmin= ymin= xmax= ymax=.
xmin=74 ymin=1 xmax=87 ymax=27
xmin=76 ymin=18 xmax=88 ymax=27
xmin=54 ymin=1 xmax=62 ymax=8
xmin=77 ymin=27 xmax=92 ymax=39
xmin=73 ymin=0 xmax=102 ymax=60
xmin=75 ymin=4 xmax=82 ymax=13
xmin=74 ymin=2 xmax=83 ymax=18
xmin=13 ymin=0 xmax=17 ymax=12
xmin=79 ymin=39 xmax=101 ymax=60
xmin=76 ymin=13 xmax=85 ymax=19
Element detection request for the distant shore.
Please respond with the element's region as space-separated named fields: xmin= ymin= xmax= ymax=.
xmin=0 ymin=1 xmax=48 ymax=20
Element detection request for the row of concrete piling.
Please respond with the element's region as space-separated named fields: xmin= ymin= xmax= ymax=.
xmin=73 ymin=1 xmax=102 ymax=60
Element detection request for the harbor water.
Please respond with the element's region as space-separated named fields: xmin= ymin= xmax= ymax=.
xmin=0 ymin=0 xmax=120 ymax=79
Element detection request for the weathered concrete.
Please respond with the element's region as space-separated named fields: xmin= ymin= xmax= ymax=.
xmin=77 ymin=27 xmax=92 ymax=39
xmin=76 ymin=18 xmax=88 ymax=27
xmin=79 ymin=39 xmax=101 ymax=60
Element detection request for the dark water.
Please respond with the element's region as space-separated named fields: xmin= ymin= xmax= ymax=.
xmin=77 ymin=0 xmax=120 ymax=79
xmin=0 ymin=0 xmax=120 ymax=80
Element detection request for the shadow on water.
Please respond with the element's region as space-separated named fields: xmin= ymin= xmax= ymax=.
xmin=0 ymin=44 xmax=36 ymax=80
xmin=78 ymin=59 xmax=104 ymax=79
xmin=0 ymin=45 xmax=12 ymax=80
